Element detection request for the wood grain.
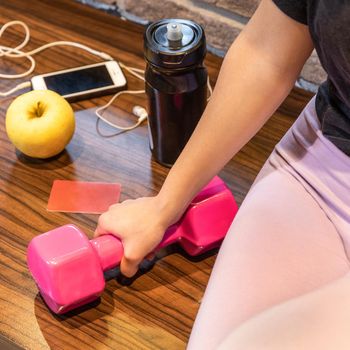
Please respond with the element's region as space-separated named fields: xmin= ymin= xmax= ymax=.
xmin=0 ymin=0 xmax=312 ymax=349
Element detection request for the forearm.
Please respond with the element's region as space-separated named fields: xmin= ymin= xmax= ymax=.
xmin=155 ymin=0 xmax=313 ymax=225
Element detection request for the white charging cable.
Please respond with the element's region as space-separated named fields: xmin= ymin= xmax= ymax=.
xmin=0 ymin=21 xmax=114 ymax=95
xmin=95 ymin=90 xmax=147 ymax=130
xmin=0 ymin=21 xmax=113 ymax=77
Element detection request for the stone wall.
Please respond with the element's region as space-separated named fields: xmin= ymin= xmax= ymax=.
xmin=77 ymin=0 xmax=326 ymax=92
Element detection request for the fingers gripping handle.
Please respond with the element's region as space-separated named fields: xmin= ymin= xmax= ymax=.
xmin=89 ymin=226 xmax=183 ymax=272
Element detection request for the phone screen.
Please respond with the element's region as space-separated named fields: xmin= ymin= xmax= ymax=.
xmin=43 ymin=65 xmax=114 ymax=96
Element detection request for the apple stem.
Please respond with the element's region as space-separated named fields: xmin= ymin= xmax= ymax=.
xmin=35 ymin=101 xmax=45 ymax=118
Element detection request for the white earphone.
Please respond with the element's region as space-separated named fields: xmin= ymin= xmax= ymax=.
xmin=132 ymin=105 xmax=148 ymax=122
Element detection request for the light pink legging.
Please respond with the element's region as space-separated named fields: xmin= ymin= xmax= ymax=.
xmin=188 ymin=97 xmax=350 ymax=349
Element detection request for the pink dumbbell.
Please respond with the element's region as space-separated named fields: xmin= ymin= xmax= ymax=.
xmin=27 ymin=177 xmax=238 ymax=314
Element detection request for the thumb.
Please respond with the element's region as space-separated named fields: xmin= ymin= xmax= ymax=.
xmin=120 ymin=255 xmax=142 ymax=278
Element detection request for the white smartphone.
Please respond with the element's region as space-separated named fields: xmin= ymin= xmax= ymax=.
xmin=31 ymin=61 xmax=127 ymax=102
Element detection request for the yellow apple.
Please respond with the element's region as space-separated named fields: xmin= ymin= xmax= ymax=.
xmin=6 ymin=90 xmax=75 ymax=159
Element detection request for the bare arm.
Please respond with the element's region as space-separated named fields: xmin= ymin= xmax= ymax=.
xmin=157 ymin=0 xmax=313 ymax=222
xmin=95 ymin=0 xmax=314 ymax=277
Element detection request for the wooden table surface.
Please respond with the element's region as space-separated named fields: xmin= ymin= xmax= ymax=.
xmin=0 ymin=1 xmax=312 ymax=349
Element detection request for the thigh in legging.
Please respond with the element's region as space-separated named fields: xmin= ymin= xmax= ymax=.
xmin=187 ymin=160 xmax=350 ymax=350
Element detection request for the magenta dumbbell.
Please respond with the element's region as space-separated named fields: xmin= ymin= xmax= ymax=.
xmin=27 ymin=177 xmax=238 ymax=314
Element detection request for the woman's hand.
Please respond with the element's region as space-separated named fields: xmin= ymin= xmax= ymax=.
xmin=94 ymin=196 xmax=180 ymax=277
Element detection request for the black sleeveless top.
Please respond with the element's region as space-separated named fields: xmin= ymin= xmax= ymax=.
xmin=272 ymin=0 xmax=350 ymax=155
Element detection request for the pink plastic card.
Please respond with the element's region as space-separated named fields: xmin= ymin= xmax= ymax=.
xmin=47 ymin=180 xmax=121 ymax=214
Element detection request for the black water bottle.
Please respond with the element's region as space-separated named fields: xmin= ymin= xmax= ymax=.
xmin=144 ymin=19 xmax=208 ymax=167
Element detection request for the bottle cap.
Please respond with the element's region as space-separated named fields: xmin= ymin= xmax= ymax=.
xmin=144 ymin=18 xmax=206 ymax=69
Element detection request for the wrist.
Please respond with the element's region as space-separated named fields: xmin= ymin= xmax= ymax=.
xmin=154 ymin=192 xmax=188 ymax=228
